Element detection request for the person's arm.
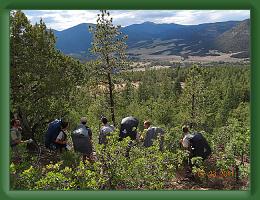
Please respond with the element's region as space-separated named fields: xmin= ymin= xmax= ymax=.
xmin=135 ymin=132 xmax=141 ymax=142
xmin=110 ymin=124 xmax=115 ymax=131
xmin=98 ymin=128 xmax=102 ymax=144
xmin=179 ymin=138 xmax=183 ymax=148
xmin=13 ymin=139 xmax=22 ymax=145
xmin=55 ymin=132 xmax=66 ymax=144
xmin=55 ymin=139 xmax=66 ymax=144
xmin=88 ymin=128 xmax=93 ymax=140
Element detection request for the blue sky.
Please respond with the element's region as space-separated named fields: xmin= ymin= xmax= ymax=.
xmin=23 ymin=10 xmax=250 ymax=31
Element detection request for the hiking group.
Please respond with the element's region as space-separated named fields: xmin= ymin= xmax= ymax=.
xmin=10 ymin=115 xmax=212 ymax=176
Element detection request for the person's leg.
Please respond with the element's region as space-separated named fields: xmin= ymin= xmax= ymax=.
xmin=59 ymin=143 xmax=67 ymax=153
xmin=82 ymin=153 xmax=94 ymax=164
xmin=87 ymin=153 xmax=94 ymax=163
xmin=11 ymin=145 xmax=21 ymax=164
xmin=125 ymin=141 xmax=133 ymax=158
xmin=182 ymin=154 xmax=194 ymax=179
xmin=82 ymin=154 xmax=87 ymax=164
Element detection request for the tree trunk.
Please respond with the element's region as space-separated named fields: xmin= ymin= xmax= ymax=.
xmin=107 ymin=72 xmax=115 ymax=126
xmin=190 ymin=93 xmax=195 ymax=129
xmin=17 ymin=107 xmax=39 ymax=151
xmin=235 ymin=165 xmax=239 ymax=183
xmin=17 ymin=107 xmax=34 ymax=140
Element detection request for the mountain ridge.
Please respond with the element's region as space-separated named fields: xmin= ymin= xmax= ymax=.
xmin=53 ymin=19 xmax=250 ymax=61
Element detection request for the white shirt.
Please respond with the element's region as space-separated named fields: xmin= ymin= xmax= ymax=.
xmin=10 ymin=127 xmax=22 ymax=141
xmin=56 ymin=131 xmax=66 ymax=141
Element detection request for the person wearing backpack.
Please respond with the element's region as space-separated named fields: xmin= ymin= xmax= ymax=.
xmin=45 ymin=118 xmax=69 ymax=151
xmin=180 ymin=125 xmax=212 ymax=179
xmin=54 ymin=121 xmax=69 ymax=153
xmin=99 ymin=117 xmax=115 ymax=145
xmin=119 ymin=116 xmax=139 ymax=141
xmin=180 ymin=125 xmax=193 ymax=149
xmin=119 ymin=116 xmax=139 ymax=157
xmin=181 ymin=125 xmax=211 ymax=160
xmin=72 ymin=117 xmax=93 ymax=164
xmin=143 ymin=120 xmax=164 ymax=151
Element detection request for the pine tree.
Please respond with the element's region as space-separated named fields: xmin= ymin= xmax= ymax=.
xmin=89 ymin=10 xmax=129 ymax=125
xmin=179 ymin=65 xmax=207 ymax=129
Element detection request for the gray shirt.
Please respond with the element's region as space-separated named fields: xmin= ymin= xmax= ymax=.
xmin=99 ymin=124 xmax=115 ymax=144
xmin=10 ymin=127 xmax=22 ymax=146
xmin=143 ymin=127 xmax=164 ymax=148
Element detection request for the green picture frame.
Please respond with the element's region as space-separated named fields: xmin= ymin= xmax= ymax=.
xmin=0 ymin=0 xmax=259 ymax=199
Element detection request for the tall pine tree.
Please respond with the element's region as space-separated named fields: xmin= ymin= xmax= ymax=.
xmin=89 ymin=10 xmax=129 ymax=125
xmin=179 ymin=65 xmax=207 ymax=129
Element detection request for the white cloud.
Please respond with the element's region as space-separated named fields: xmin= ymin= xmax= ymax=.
xmin=24 ymin=10 xmax=99 ymax=30
xmin=23 ymin=10 xmax=250 ymax=31
xmin=153 ymin=10 xmax=250 ymax=25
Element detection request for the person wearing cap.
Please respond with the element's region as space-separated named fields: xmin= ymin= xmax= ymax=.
xmin=99 ymin=117 xmax=115 ymax=145
xmin=143 ymin=120 xmax=164 ymax=151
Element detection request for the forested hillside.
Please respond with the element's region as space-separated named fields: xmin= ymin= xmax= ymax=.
xmin=10 ymin=10 xmax=250 ymax=190
xmin=214 ymin=19 xmax=250 ymax=58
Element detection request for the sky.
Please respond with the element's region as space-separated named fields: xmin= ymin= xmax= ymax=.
xmin=23 ymin=10 xmax=250 ymax=31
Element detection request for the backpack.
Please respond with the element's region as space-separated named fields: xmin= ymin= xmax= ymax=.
xmin=143 ymin=127 xmax=163 ymax=146
xmin=71 ymin=124 xmax=92 ymax=154
xmin=99 ymin=125 xmax=114 ymax=144
xmin=119 ymin=117 xmax=139 ymax=140
xmin=189 ymin=133 xmax=212 ymax=160
xmin=45 ymin=119 xmax=62 ymax=148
